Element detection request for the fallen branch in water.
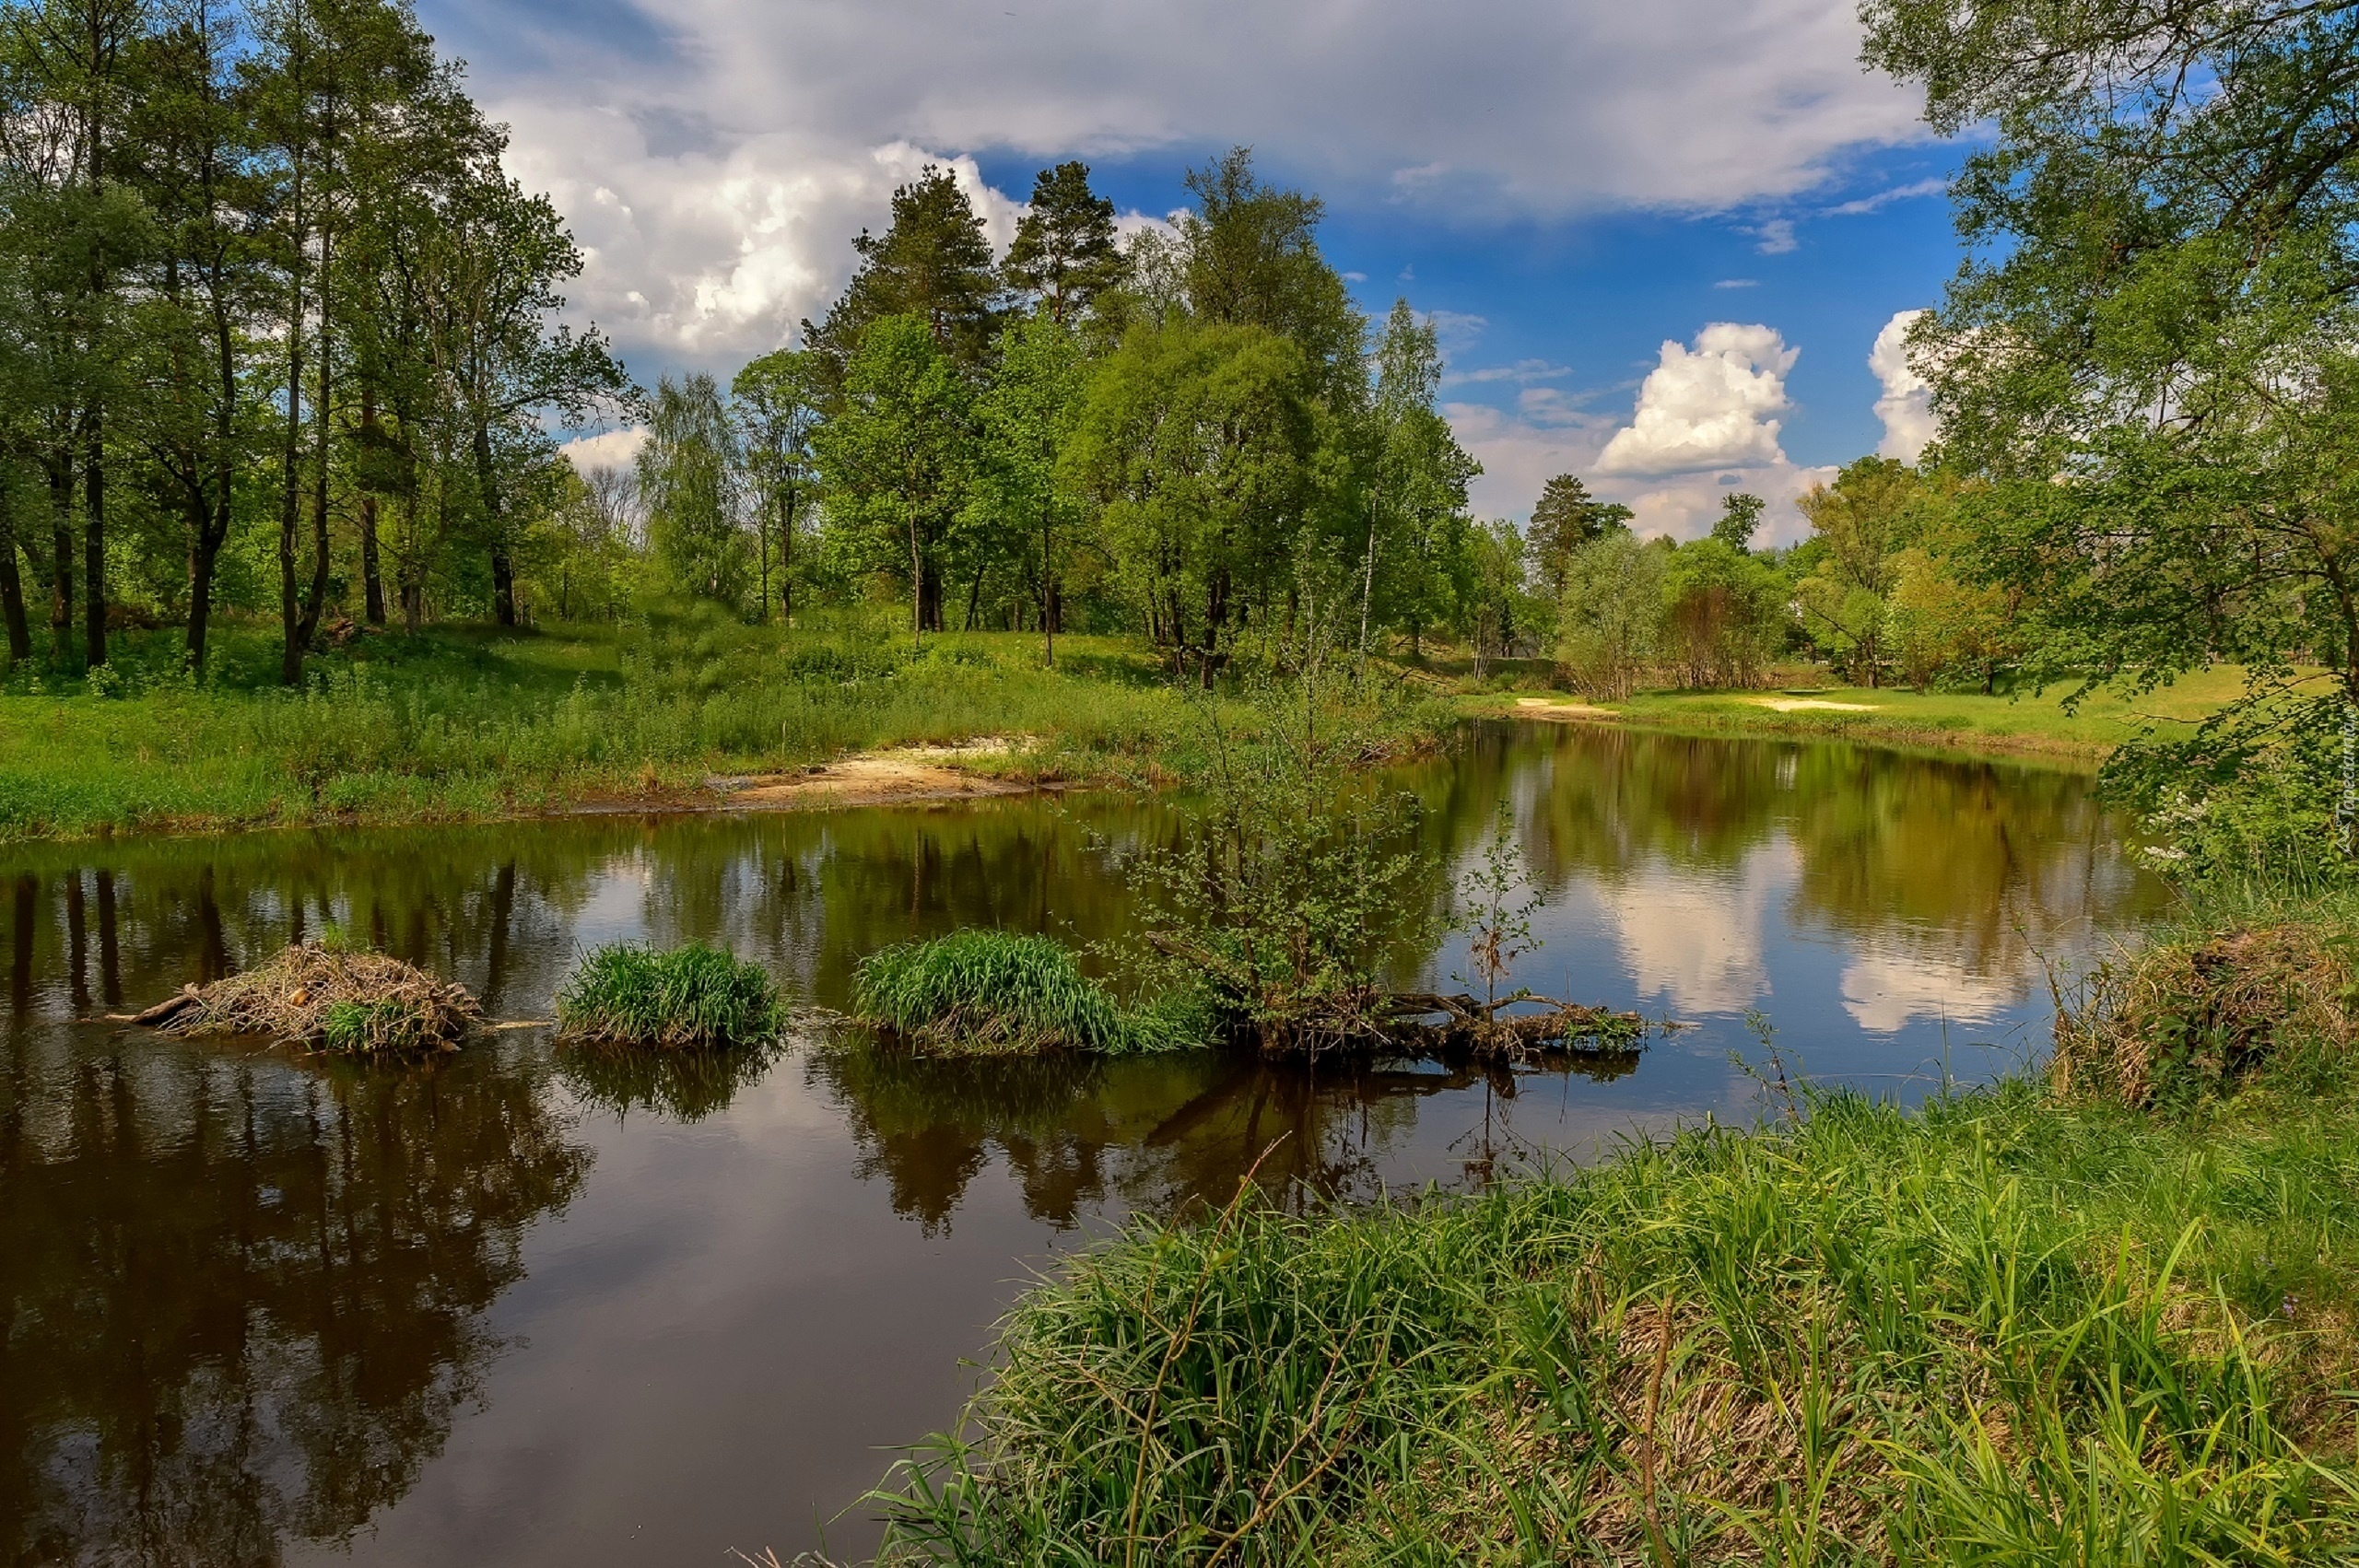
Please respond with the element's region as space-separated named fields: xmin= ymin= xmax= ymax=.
xmin=1379 ymin=989 xmax=1646 ymax=1059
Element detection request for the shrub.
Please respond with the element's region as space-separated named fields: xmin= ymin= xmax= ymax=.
xmin=853 ymin=930 xmax=1206 ymax=1055
xmin=555 ymin=942 xmax=788 ymax=1048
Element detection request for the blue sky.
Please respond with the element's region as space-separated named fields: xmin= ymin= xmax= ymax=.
xmin=419 ymin=0 xmax=1967 ymax=540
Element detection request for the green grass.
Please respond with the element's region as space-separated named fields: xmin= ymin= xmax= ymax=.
xmin=318 ymin=997 xmax=447 ymax=1056
xmin=1461 ymin=663 xmax=2261 ymax=761
xmin=0 ymin=607 xmax=1336 ymax=842
xmin=871 ymin=894 xmax=2359 ymax=1564
xmin=554 ymin=941 xmax=789 ymax=1048
xmin=852 ymin=930 xmax=1209 ymax=1056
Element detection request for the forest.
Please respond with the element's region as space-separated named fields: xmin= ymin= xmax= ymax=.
xmin=0 ymin=0 xmax=2031 ymax=715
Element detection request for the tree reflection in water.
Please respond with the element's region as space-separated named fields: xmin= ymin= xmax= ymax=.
xmin=0 ymin=1030 xmax=591 ymax=1566
xmin=809 ymin=1042 xmax=1639 ymax=1232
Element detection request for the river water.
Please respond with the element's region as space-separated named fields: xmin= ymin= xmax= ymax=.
xmin=0 ymin=723 xmax=2163 ymax=1565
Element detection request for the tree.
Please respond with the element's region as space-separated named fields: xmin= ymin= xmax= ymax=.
xmin=130 ymin=0 xmax=269 ymax=673
xmin=1709 ymin=491 xmax=1764 ymax=552
xmin=1662 ymin=536 xmax=1785 ymax=689
xmin=813 ymin=312 xmax=969 ymax=646
xmin=1180 ymin=147 xmax=1364 ymax=408
xmin=1003 ymin=160 xmax=1124 ymax=326
xmin=1864 ymin=0 xmax=2359 ymax=842
xmin=639 ymin=372 xmax=742 ymax=604
xmin=1557 ymin=530 xmax=1668 ymax=700
xmin=1528 ymin=474 xmax=1631 ymax=601
xmin=731 ymin=346 xmax=823 ymax=621
xmin=970 ymin=315 xmax=1085 ymax=663
xmin=1367 ymin=298 xmax=1478 ymax=660
xmin=1793 ymin=458 xmax=1921 ymax=685
xmin=0 ymin=0 xmax=156 ymax=670
xmin=1068 ymin=318 xmax=1312 ymax=682
xmin=804 ymin=165 xmax=1000 ymax=373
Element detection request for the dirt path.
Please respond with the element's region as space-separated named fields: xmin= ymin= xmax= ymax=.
xmin=706 ymin=738 xmax=1046 ymax=811
xmin=1512 ymin=697 xmax=1616 ymax=720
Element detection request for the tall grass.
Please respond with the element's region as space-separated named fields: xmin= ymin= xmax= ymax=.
xmin=853 ymin=930 xmax=1207 ymax=1056
xmin=555 ymin=942 xmax=788 ymax=1048
xmin=872 ymin=901 xmax=2359 ymax=1562
xmin=2 ymin=612 xmax=1439 ymax=842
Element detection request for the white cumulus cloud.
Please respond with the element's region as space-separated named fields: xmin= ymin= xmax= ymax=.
xmin=1869 ymin=308 xmax=1936 ymax=462
xmin=424 ymin=0 xmax=1929 ymax=368
xmin=1596 ymin=323 xmax=1798 ymax=478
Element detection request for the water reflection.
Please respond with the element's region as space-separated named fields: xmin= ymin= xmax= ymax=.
xmin=0 ymin=1034 xmax=590 ymax=1566
xmin=807 ymin=1045 xmax=1642 ymax=1233
xmin=0 ymin=725 xmax=2167 ymax=1566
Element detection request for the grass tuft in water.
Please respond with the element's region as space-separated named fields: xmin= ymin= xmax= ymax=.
xmin=555 ymin=942 xmax=788 ymax=1049
xmin=852 ymin=930 xmax=1208 ymax=1056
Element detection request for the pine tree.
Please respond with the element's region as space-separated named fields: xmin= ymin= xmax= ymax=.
xmin=804 ymin=166 xmax=1000 ymax=373
xmin=1003 ymin=161 xmax=1123 ymax=325
xmin=1529 ymin=474 xmax=1631 ymax=601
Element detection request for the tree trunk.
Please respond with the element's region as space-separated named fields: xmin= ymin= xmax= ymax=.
xmin=186 ymin=522 xmax=219 ymax=675
xmin=48 ymin=448 xmax=73 ymax=663
xmin=292 ymin=219 xmax=334 ymax=657
xmin=81 ymin=404 xmax=105 ymax=668
xmin=1039 ymin=495 xmax=1054 ymax=668
xmin=780 ymin=486 xmax=796 ymax=623
xmin=0 ymin=484 xmax=29 ymax=661
xmin=279 ymin=272 xmax=307 ymax=684
xmin=358 ymin=385 xmax=384 ymax=624
xmin=491 ymin=548 xmax=517 ymax=626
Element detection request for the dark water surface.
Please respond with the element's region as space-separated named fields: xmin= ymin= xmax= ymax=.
xmin=0 ymin=725 xmax=2165 ymax=1565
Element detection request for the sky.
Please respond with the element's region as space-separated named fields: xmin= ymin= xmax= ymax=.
xmin=415 ymin=0 xmax=1966 ymax=544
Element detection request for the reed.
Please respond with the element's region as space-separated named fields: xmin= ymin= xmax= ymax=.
xmin=555 ymin=942 xmax=788 ymax=1049
xmin=852 ymin=930 xmax=1207 ymax=1056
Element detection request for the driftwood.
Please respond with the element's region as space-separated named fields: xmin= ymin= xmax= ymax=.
xmin=1380 ymin=990 xmax=1646 ymax=1059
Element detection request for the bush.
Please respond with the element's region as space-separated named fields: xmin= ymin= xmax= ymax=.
xmin=554 ymin=942 xmax=788 ymax=1048
xmin=853 ymin=930 xmax=1205 ymax=1056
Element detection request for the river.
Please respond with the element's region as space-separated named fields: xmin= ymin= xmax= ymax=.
xmin=0 ymin=722 xmax=2163 ymax=1565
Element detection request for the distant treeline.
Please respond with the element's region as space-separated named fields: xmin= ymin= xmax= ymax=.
xmin=0 ymin=0 xmax=2017 ymax=696
xmin=0 ymin=0 xmax=630 ymax=682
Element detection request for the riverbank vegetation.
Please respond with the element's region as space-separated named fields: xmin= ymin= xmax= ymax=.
xmin=554 ymin=941 xmax=788 ymax=1049
xmin=853 ymin=930 xmax=1205 ymax=1057
xmin=872 ymin=892 xmax=2359 ymax=1563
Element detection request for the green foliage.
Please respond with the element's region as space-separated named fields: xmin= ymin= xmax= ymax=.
xmin=1067 ymin=319 xmax=1314 ymax=672
xmin=639 ymin=373 xmax=745 ymax=604
xmin=554 ymin=941 xmax=788 ymax=1049
xmin=1529 ymin=473 xmax=1633 ymax=602
xmin=1127 ymin=659 xmax=1438 ymax=1051
xmin=852 ymin=930 xmax=1207 ymax=1056
xmin=1661 ymin=534 xmax=1784 ymax=689
xmin=1555 ymin=530 xmax=1668 ymax=699
xmin=804 ymin=164 xmax=1003 ymax=369
xmin=1865 ymin=0 xmax=2359 ymax=872
xmin=318 ymin=998 xmax=442 ymax=1057
xmin=1708 ymin=490 xmax=1765 ymax=551
xmin=876 ymin=1052 xmax=2359 ymax=1562
xmin=1003 ymin=161 xmax=1126 ymax=326
xmin=814 ymin=314 xmax=973 ymax=641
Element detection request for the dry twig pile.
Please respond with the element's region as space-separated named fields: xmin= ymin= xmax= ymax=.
xmin=132 ymin=943 xmax=481 ymax=1056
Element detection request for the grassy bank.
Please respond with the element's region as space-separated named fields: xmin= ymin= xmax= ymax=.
xmin=0 ymin=611 xmax=1447 ymax=844
xmin=1461 ymin=664 xmax=2254 ymax=762
xmin=874 ymin=893 xmax=2359 ymax=1563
